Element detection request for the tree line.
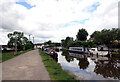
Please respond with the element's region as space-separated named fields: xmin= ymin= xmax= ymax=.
xmin=61 ymin=28 xmax=120 ymax=48
xmin=44 ymin=40 xmax=61 ymax=47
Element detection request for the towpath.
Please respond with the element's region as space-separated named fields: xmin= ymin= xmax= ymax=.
xmin=2 ymin=49 xmax=50 ymax=80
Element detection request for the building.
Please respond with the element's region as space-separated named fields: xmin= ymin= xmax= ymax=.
xmin=34 ymin=43 xmax=44 ymax=49
xmin=0 ymin=45 xmax=14 ymax=51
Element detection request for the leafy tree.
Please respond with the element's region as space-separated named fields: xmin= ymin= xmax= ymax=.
xmin=90 ymin=31 xmax=100 ymax=38
xmin=93 ymin=28 xmax=120 ymax=48
xmin=46 ymin=40 xmax=52 ymax=45
xmin=61 ymin=39 xmax=65 ymax=47
xmin=115 ymin=28 xmax=120 ymax=40
xmin=24 ymin=41 xmax=34 ymax=50
xmin=61 ymin=37 xmax=73 ymax=48
xmin=76 ymin=28 xmax=88 ymax=41
xmin=7 ymin=31 xmax=32 ymax=50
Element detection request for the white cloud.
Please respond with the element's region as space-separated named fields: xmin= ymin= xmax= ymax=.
xmin=0 ymin=0 xmax=118 ymax=45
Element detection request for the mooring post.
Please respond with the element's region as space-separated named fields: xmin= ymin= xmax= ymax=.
xmin=83 ymin=47 xmax=86 ymax=58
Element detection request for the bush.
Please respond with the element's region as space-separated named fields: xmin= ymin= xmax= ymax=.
xmin=24 ymin=41 xmax=34 ymax=50
xmin=66 ymin=41 xmax=97 ymax=48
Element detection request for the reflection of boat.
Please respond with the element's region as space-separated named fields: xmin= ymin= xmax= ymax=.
xmin=69 ymin=47 xmax=89 ymax=54
xmin=89 ymin=45 xmax=109 ymax=56
xmin=69 ymin=52 xmax=87 ymax=58
xmin=90 ymin=54 xmax=109 ymax=62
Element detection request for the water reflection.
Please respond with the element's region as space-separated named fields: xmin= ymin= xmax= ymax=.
xmin=77 ymin=58 xmax=89 ymax=70
xmin=57 ymin=50 xmax=120 ymax=80
xmin=69 ymin=52 xmax=89 ymax=69
xmin=94 ymin=57 xmax=120 ymax=80
xmin=61 ymin=51 xmax=74 ymax=62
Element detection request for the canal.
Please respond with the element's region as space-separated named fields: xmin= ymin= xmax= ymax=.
xmin=56 ymin=50 xmax=120 ymax=80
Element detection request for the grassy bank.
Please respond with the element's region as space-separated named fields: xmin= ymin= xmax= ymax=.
xmin=1 ymin=49 xmax=33 ymax=63
xmin=39 ymin=49 xmax=76 ymax=80
xmin=112 ymin=52 xmax=120 ymax=54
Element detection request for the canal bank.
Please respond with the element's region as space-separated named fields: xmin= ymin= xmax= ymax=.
xmin=39 ymin=49 xmax=76 ymax=80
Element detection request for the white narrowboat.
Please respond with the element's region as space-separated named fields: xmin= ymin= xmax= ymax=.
xmin=69 ymin=47 xmax=89 ymax=54
xmin=89 ymin=45 xmax=109 ymax=56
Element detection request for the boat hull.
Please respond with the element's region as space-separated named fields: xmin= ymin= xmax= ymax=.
xmin=68 ymin=50 xmax=88 ymax=54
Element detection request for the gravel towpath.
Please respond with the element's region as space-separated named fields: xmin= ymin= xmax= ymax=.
xmin=2 ymin=49 xmax=50 ymax=80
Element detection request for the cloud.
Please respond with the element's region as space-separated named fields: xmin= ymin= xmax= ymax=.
xmin=0 ymin=0 xmax=118 ymax=45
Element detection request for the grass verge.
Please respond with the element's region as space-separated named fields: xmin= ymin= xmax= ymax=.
xmin=111 ymin=52 xmax=120 ymax=55
xmin=39 ymin=49 xmax=76 ymax=80
xmin=1 ymin=49 xmax=33 ymax=63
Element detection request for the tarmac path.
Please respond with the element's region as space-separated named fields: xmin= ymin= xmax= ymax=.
xmin=2 ymin=49 xmax=50 ymax=80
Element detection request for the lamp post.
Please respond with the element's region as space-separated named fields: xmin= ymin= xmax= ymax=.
xmin=29 ymin=34 xmax=32 ymax=41
xmin=33 ymin=37 xmax=34 ymax=44
xmin=14 ymin=35 xmax=17 ymax=55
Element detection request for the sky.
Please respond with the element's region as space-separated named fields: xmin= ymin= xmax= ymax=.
xmin=0 ymin=0 xmax=119 ymax=45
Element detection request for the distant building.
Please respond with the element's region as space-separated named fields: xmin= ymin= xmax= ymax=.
xmin=88 ymin=31 xmax=100 ymax=41
xmin=0 ymin=45 xmax=14 ymax=51
xmin=34 ymin=43 xmax=44 ymax=49
xmin=69 ymin=37 xmax=73 ymax=41
xmin=88 ymin=37 xmax=94 ymax=41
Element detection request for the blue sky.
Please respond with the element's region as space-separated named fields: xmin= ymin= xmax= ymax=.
xmin=16 ymin=1 xmax=36 ymax=9
xmin=63 ymin=19 xmax=89 ymax=27
xmin=83 ymin=2 xmax=100 ymax=12
xmin=90 ymin=2 xmax=100 ymax=12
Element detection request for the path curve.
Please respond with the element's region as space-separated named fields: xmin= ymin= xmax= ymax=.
xmin=2 ymin=49 xmax=50 ymax=80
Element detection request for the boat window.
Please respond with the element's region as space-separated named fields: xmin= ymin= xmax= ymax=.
xmin=77 ymin=49 xmax=82 ymax=50
xmin=91 ymin=49 xmax=95 ymax=51
xmin=98 ymin=47 xmax=108 ymax=51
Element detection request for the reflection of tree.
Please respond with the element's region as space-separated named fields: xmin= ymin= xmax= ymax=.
xmin=61 ymin=51 xmax=74 ymax=62
xmin=94 ymin=57 xmax=120 ymax=80
xmin=77 ymin=58 xmax=89 ymax=69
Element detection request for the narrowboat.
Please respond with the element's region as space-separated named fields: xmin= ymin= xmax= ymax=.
xmin=69 ymin=47 xmax=89 ymax=54
xmin=89 ymin=45 xmax=109 ymax=56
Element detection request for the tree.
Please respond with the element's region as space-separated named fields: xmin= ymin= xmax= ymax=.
xmin=44 ymin=40 xmax=52 ymax=45
xmin=65 ymin=37 xmax=71 ymax=47
xmin=46 ymin=40 xmax=52 ymax=45
xmin=90 ymin=31 xmax=100 ymax=38
xmin=116 ymin=28 xmax=120 ymax=40
xmin=7 ymin=31 xmax=32 ymax=51
xmin=76 ymin=28 xmax=88 ymax=41
xmin=24 ymin=41 xmax=34 ymax=50
xmin=61 ymin=39 xmax=65 ymax=47
xmin=61 ymin=37 xmax=73 ymax=48
xmin=94 ymin=28 xmax=120 ymax=48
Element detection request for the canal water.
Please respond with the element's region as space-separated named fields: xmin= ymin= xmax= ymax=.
xmin=56 ymin=50 xmax=120 ymax=80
